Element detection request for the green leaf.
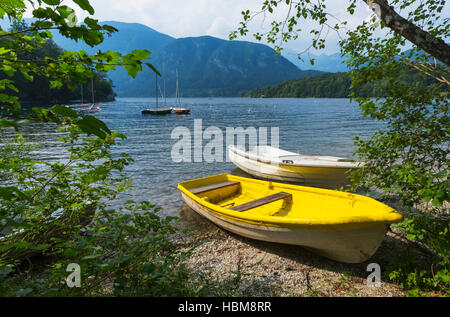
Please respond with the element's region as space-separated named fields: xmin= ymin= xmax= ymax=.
xmin=124 ymin=64 xmax=139 ymax=78
xmin=50 ymin=80 xmax=63 ymax=89
xmin=145 ymin=63 xmax=161 ymax=76
xmin=0 ymin=119 xmax=18 ymax=131
xmin=32 ymin=244 xmax=50 ymax=251
xmin=11 ymin=241 xmax=32 ymax=249
xmin=73 ymin=0 xmax=95 ymax=15
xmin=0 ymin=186 xmax=22 ymax=199
xmin=142 ymin=262 xmax=156 ymax=274
xmin=76 ymin=115 xmax=111 ymax=139
xmin=82 ymin=254 xmax=101 ymax=261
xmin=16 ymin=288 xmax=33 ymax=297
xmin=51 ymin=105 xmax=79 ymax=119
xmin=42 ymin=0 xmax=61 ymax=5
xmin=131 ymin=49 xmax=151 ymax=60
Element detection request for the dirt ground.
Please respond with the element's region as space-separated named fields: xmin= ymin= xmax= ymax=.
xmin=178 ymin=203 xmax=409 ymax=297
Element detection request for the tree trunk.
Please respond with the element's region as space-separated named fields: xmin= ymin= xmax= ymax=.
xmin=364 ymin=0 xmax=450 ymax=67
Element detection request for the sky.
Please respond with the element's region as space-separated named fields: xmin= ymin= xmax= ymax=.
xmin=22 ymin=0 xmax=449 ymax=55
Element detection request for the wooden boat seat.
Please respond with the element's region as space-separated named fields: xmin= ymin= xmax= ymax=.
xmin=230 ymin=192 xmax=292 ymax=212
xmin=189 ymin=181 xmax=240 ymax=195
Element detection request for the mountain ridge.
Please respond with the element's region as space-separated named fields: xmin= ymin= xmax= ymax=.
xmin=81 ymin=23 xmax=325 ymax=97
xmin=282 ymin=49 xmax=348 ymax=73
xmin=1 ymin=19 xmax=325 ymax=97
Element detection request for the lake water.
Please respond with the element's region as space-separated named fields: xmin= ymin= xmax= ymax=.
xmin=8 ymin=97 xmax=385 ymax=217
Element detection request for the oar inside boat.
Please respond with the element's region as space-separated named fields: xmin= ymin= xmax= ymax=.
xmin=189 ymin=181 xmax=240 ymax=195
xmin=188 ymin=180 xmax=292 ymax=213
xmin=230 ymin=192 xmax=292 ymax=212
xmin=178 ymin=173 xmax=403 ymax=263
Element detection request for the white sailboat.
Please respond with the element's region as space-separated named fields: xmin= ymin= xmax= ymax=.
xmin=142 ymin=74 xmax=173 ymax=115
xmin=173 ymin=68 xmax=190 ymax=114
xmin=80 ymin=77 xmax=100 ymax=112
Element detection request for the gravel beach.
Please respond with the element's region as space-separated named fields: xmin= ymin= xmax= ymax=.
xmin=178 ymin=203 xmax=409 ymax=297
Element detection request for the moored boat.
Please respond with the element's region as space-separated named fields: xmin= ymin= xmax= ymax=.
xmin=174 ymin=108 xmax=190 ymax=114
xmin=80 ymin=105 xmax=100 ymax=112
xmin=228 ymin=145 xmax=363 ymax=189
xmin=172 ymin=68 xmax=190 ymax=114
xmin=78 ymin=78 xmax=100 ymax=112
xmin=141 ymin=107 xmax=173 ymax=115
xmin=142 ymin=74 xmax=173 ymax=115
xmin=67 ymin=103 xmax=91 ymax=108
xmin=178 ymin=173 xmax=402 ymax=263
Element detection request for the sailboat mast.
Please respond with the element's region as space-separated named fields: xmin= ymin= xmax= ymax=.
xmin=176 ymin=68 xmax=179 ymax=106
xmin=155 ymin=73 xmax=159 ymax=108
xmin=91 ymin=77 xmax=95 ymax=104
xmin=163 ymin=63 xmax=167 ymax=106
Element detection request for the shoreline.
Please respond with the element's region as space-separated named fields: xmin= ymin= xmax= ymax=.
xmin=178 ymin=203 xmax=414 ymax=297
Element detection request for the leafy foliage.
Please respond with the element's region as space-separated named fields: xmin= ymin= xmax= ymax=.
xmin=0 ymin=0 xmax=213 ymax=297
xmin=0 ymin=0 xmax=269 ymax=297
xmin=0 ymin=0 xmax=157 ymax=119
xmin=233 ymin=0 xmax=449 ymax=295
xmin=0 ymin=23 xmax=115 ymax=104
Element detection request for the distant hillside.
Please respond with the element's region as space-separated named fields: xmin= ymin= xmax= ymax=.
xmin=244 ymin=71 xmax=439 ymax=98
xmin=115 ymin=36 xmax=323 ymax=97
xmin=282 ymin=49 xmax=349 ymax=73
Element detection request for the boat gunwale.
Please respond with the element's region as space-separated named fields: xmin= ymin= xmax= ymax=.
xmin=178 ymin=173 xmax=403 ymax=229
xmin=228 ymin=145 xmax=364 ymax=169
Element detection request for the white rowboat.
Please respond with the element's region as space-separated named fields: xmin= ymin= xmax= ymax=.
xmin=228 ymin=145 xmax=363 ymax=189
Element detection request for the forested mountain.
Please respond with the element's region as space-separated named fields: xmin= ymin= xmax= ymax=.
xmin=112 ymin=36 xmax=323 ymax=97
xmin=49 ymin=21 xmax=323 ymax=97
xmin=243 ymin=71 xmax=440 ymax=98
xmin=1 ymin=20 xmax=325 ymax=97
xmin=0 ymin=22 xmax=115 ymax=104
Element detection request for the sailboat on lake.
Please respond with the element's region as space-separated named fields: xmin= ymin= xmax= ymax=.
xmin=142 ymin=74 xmax=172 ymax=115
xmin=67 ymin=81 xmax=93 ymax=109
xmin=80 ymin=77 xmax=100 ymax=112
xmin=173 ymin=69 xmax=190 ymax=114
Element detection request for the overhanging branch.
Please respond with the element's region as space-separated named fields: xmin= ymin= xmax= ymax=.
xmin=364 ymin=0 xmax=450 ymax=67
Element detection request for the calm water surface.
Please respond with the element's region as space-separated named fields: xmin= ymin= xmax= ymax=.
xmin=10 ymin=98 xmax=385 ymax=217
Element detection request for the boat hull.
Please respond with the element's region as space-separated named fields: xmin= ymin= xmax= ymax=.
xmin=174 ymin=108 xmax=191 ymax=114
xmin=81 ymin=106 xmax=100 ymax=112
xmin=67 ymin=103 xmax=91 ymax=108
xmin=181 ymin=192 xmax=388 ymax=263
xmin=229 ymin=147 xmax=358 ymax=189
xmin=142 ymin=108 xmax=173 ymax=115
xmin=178 ymin=173 xmax=402 ymax=264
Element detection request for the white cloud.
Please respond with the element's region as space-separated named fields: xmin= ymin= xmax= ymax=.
xmin=23 ymin=0 xmax=450 ymax=54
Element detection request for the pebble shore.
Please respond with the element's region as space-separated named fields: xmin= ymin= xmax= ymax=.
xmin=179 ymin=204 xmax=408 ymax=297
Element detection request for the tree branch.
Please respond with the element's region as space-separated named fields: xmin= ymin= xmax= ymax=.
xmin=364 ymin=0 xmax=450 ymax=67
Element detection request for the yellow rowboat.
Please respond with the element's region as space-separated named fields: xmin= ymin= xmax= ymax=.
xmin=178 ymin=174 xmax=403 ymax=263
xmin=228 ymin=145 xmax=363 ymax=189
